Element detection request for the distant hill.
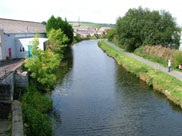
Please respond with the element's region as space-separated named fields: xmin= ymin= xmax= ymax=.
xmin=69 ymin=21 xmax=115 ymax=28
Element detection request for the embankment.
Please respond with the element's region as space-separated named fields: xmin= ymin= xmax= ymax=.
xmin=98 ymin=40 xmax=182 ymax=108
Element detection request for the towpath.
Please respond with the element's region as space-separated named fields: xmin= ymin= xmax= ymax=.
xmin=104 ymin=40 xmax=182 ymax=81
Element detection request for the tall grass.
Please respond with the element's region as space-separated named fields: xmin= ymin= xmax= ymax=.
xmin=135 ymin=45 xmax=182 ymax=70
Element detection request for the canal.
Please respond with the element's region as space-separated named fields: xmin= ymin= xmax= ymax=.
xmin=51 ymin=40 xmax=182 ymax=136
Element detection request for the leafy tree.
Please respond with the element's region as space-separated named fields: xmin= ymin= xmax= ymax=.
xmin=116 ymin=7 xmax=181 ymax=51
xmin=46 ymin=15 xmax=74 ymax=45
xmin=106 ymin=29 xmax=116 ymax=41
xmin=47 ymin=29 xmax=69 ymax=54
xmin=41 ymin=21 xmax=47 ymax=25
xmin=24 ymin=34 xmax=60 ymax=92
xmin=74 ymin=34 xmax=82 ymax=43
xmin=46 ymin=16 xmax=58 ymax=32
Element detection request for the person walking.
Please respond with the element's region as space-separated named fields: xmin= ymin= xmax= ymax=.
xmin=168 ymin=60 xmax=171 ymax=72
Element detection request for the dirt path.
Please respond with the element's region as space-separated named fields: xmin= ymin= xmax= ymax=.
xmin=104 ymin=40 xmax=182 ymax=81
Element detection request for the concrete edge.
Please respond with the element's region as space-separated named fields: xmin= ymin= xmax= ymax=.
xmin=12 ymin=100 xmax=23 ymax=136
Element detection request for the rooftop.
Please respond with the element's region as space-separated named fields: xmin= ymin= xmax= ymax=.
xmin=0 ymin=18 xmax=46 ymax=34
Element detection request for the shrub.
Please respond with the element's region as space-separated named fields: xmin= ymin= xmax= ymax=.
xmin=21 ymin=82 xmax=53 ymax=136
xmin=22 ymin=103 xmax=52 ymax=136
xmin=106 ymin=29 xmax=116 ymax=41
xmin=25 ymin=48 xmax=60 ymax=92
xmin=173 ymin=51 xmax=182 ymax=68
xmin=21 ymin=90 xmax=52 ymax=113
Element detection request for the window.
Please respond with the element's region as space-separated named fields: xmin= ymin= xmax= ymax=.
xmin=20 ymin=47 xmax=25 ymax=52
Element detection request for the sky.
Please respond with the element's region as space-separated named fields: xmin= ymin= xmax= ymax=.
xmin=0 ymin=0 xmax=182 ymax=26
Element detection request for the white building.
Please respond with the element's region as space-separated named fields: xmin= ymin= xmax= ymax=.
xmin=0 ymin=18 xmax=46 ymax=60
xmin=16 ymin=38 xmax=48 ymax=58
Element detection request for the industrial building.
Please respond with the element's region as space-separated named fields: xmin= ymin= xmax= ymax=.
xmin=0 ymin=18 xmax=47 ymax=61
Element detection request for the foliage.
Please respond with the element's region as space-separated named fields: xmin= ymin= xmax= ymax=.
xmin=116 ymin=7 xmax=181 ymax=51
xmin=46 ymin=15 xmax=74 ymax=45
xmin=41 ymin=21 xmax=46 ymax=25
xmin=22 ymin=86 xmax=52 ymax=113
xmin=22 ymin=103 xmax=52 ymax=136
xmin=88 ymin=35 xmax=97 ymax=40
xmin=47 ymin=28 xmax=69 ymax=53
xmin=74 ymin=34 xmax=83 ymax=43
xmin=106 ymin=29 xmax=116 ymax=41
xmin=24 ymin=35 xmax=60 ymax=92
xmin=135 ymin=45 xmax=182 ymax=70
xmin=98 ymin=40 xmax=182 ymax=108
xmin=173 ymin=51 xmax=182 ymax=68
xmin=21 ymin=82 xmax=53 ymax=136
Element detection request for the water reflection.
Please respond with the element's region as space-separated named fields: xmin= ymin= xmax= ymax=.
xmin=51 ymin=40 xmax=182 ymax=136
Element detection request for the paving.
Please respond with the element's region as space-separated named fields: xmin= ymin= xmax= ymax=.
xmin=0 ymin=60 xmax=24 ymax=79
xmin=104 ymin=40 xmax=182 ymax=81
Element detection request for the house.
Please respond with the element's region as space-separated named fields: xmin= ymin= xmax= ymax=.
xmin=98 ymin=27 xmax=112 ymax=35
xmin=0 ymin=18 xmax=47 ymax=60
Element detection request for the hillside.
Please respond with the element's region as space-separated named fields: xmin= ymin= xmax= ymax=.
xmin=69 ymin=21 xmax=115 ymax=28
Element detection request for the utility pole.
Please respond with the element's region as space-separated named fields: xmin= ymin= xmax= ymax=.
xmin=78 ymin=16 xmax=80 ymax=27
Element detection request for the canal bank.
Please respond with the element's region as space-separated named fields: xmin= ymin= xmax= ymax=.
xmin=98 ymin=40 xmax=182 ymax=109
xmin=51 ymin=40 xmax=182 ymax=136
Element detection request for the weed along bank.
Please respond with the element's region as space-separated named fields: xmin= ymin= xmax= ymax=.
xmin=98 ymin=40 xmax=182 ymax=109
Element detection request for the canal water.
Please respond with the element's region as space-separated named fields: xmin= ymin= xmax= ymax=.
xmin=51 ymin=40 xmax=182 ymax=136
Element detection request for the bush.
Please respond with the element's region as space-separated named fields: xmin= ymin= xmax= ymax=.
xmin=25 ymin=48 xmax=60 ymax=92
xmin=21 ymin=82 xmax=53 ymax=136
xmin=74 ymin=34 xmax=83 ymax=43
xmin=22 ymin=103 xmax=52 ymax=136
xmin=22 ymin=90 xmax=52 ymax=113
xmin=173 ymin=51 xmax=182 ymax=68
xmin=106 ymin=29 xmax=116 ymax=41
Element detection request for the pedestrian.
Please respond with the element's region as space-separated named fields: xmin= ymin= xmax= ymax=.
xmin=168 ymin=60 xmax=171 ymax=72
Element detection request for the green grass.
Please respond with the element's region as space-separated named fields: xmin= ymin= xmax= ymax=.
xmin=98 ymin=40 xmax=182 ymax=108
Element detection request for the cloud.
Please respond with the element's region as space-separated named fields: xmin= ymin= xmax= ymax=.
xmin=0 ymin=0 xmax=182 ymax=25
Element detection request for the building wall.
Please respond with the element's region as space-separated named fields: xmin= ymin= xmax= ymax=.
xmin=0 ymin=29 xmax=5 ymax=60
xmin=4 ymin=33 xmax=45 ymax=59
xmin=15 ymin=38 xmax=47 ymax=58
xmin=0 ymin=72 xmax=14 ymax=101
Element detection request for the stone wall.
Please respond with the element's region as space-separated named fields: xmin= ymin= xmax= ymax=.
xmin=15 ymin=70 xmax=28 ymax=88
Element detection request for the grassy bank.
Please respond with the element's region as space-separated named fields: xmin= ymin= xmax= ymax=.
xmin=98 ymin=40 xmax=182 ymax=108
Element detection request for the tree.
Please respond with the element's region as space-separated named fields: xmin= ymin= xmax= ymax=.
xmin=46 ymin=16 xmax=58 ymax=32
xmin=116 ymin=7 xmax=181 ymax=51
xmin=47 ymin=29 xmax=69 ymax=54
xmin=106 ymin=29 xmax=116 ymax=41
xmin=41 ymin=21 xmax=47 ymax=25
xmin=25 ymin=34 xmax=61 ymax=92
xmin=46 ymin=15 xmax=74 ymax=45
